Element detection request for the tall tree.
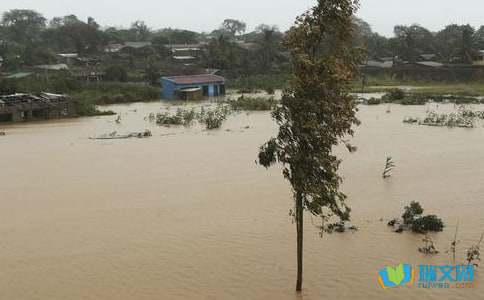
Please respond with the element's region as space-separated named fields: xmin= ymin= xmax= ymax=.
xmin=1 ymin=9 xmax=46 ymax=45
xmin=394 ymin=24 xmax=435 ymax=62
xmin=221 ymin=19 xmax=246 ymax=36
xmin=45 ymin=15 xmax=103 ymax=54
xmin=130 ymin=20 xmax=151 ymax=41
xmin=436 ymin=24 xmax=476 ymax=64
xmin=254 ymin=25 xmax=284 ymax=73
xmin=474 ymin=26 xmax=484 ymax=50
xmin=258 ymin=0 xmax=362 ymax=292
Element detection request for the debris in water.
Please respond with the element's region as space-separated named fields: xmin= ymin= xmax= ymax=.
xmin=382 ymin=156 xmax=395 ymax=178
xmin=324 ymin=221 xmax=359 ymax=234
xmin=403 ymin=117 xmax=419 ymax=124
xmin=445 ymin=221 xmax=459 ymax=262
xmin=419 ymin=235 xmax=439 ymax=255
xmin=0 ymin=131 xmax=5 ymax=136
xmin=115 ymin=115 xmax=122 ymax=124
xmin=466 ymin=232 xmax=484 ymax=267
xmin=90 ymin=130 xmax=152 ymax=140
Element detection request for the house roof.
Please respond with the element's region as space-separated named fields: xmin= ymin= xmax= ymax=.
xmin=124 ymin=41 xmax=152 ymax=49
xmin=420 ymin=53 xmax=437 ymax=60
xmin=173 ymin=56 xmax=196 ymax=60
xmin=3 ymin=72 xmax=33 ymax=79
xmin=57 ymin=53 xmax=78 ymax=58
xmin=167 ymin=43 xmax=206 ymax=49
xmin=163 ymin=74 xmax=225 ymax=85
xmin=365 ymin=60 xmax=393 ymax=68
xmin=415 ymin=61 xmax=443 ymax=68
xmin=34 ymin=64 xmax=69 ymax=70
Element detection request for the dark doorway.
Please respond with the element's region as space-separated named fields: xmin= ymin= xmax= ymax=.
xmin=202 ymin=85 xmax=209 ymax=96
xmin=220 ymin=84 xmax=226 ymax=96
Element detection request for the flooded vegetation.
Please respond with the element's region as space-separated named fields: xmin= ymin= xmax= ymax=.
xmin=2 ymin=98 xmax=484 ymax=299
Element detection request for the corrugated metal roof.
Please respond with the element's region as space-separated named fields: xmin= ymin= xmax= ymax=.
xmin=34 ymin=64 xmax=69 ymax=70
xmin=415 ymin=61 xmax=443 ymax=68
xmin=4 ymin=72 xmax=33 ymax=79
xmin=163 ymin=74 xmax=225 ymax=85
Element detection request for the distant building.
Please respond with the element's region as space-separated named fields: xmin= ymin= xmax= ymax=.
xmin=418 ymin=53 xmax=437 ymax=61
xmin=0 ymin=93 xmax=75 ymax=122
xmin=57 ymin=53 xmax=79 ymax=64
xmin=414 ymin=61 xmax=444 ymax=68
xmin=34 ymin=64 xmax=69 ymax=71
xmin=475 ymin=50 xmax=484 ymax=64
xmin=161 ymin=74 xmax=226 ymax=100
xmin=364 ymin=59 xmax=393 ymax=68
xmin=105 ymin=42 xmax=152 ymax=53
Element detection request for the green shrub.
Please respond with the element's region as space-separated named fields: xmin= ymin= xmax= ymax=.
xmin=391 ymin=201 xmax=445 ymax=234
xmin=198 ymin=105 xmax=231 ymax=130
xmin=383 ymin=88 xmax=405 ymax=101
xmin=400 ymin=95 xmax=427 ymax=105
xmin=411 ymin=215 xmax=444 ymax=233
xmin=402 ymin=201 xmax=424 ymax=225
xmin=366 ymin=97 xmax=381 ymax=105
xmin=229 ymin=96 xmax=276 ymax=111
xmin=156 ymin=108 xmax=196 ymax=126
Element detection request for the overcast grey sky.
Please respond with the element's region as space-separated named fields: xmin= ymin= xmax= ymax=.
xmin=2 ymin=0 xmax=484 ymax=36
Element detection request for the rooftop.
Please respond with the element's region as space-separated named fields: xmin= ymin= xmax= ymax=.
xmin=415 ymin=61 xmax=444 ymax=68
xmin=163 ymin=74 xmax=225 ymax=85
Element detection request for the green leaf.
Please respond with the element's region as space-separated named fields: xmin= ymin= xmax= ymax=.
xmin=386 ymin=264 xmax=405 ymax=285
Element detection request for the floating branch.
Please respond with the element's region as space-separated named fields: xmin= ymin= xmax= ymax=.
xmin=383 ymin=156 xmax=395 ymax=178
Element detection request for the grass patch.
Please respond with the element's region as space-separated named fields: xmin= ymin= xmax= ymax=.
xmin=227 ymin=74 xmax=289 ymax=92
xmin=74 ymin=82 xmax=159 ymax=105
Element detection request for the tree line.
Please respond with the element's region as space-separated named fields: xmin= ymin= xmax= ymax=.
xmin=1 ymin=9 xmax=484 ymax=80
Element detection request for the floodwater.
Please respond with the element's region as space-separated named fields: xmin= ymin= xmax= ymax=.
xmin=1 ymin=97 xmax=484 ymax=300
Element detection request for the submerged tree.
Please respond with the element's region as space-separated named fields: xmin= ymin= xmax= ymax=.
xmin=258 ymin=0 xmax=363 ymax=292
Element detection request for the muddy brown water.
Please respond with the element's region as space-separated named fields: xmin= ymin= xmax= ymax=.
xmin=1 ymin=98 xmax=484 ymax=300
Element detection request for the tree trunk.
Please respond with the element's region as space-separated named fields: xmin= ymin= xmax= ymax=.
xmin=296 ymin=191 xmax=303 ymax=292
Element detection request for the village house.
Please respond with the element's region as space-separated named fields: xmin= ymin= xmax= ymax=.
xmin=161 ymin=74 xmax=226 ymax=100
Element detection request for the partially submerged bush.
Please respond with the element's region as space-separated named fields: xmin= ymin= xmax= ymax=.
xmin=382 ymin=88 xmax=405 ymax=101
xmin=400 ymin=95 xmax=427 ymax=105
xmin=412 ymin=215 xmax=444 ymax=234
xmin=388 ymin=201 xmax=444 ymax=234
xmin=156 ymin=108 xmax=197 ymax=126
xmin=198 ymin=105 xmax=231 ymax=130
xmin=419 ymin=235 xmax=439 ymax=255
xmin=229 ymin=96 xmax=277 ymax=111
xmin=322 ymin=221 xmax=358 ymax=234
xmin=366 ymin=97 xmax=381 ymax=105
xmin=402 ymin=201 xmax=424 ymax=225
